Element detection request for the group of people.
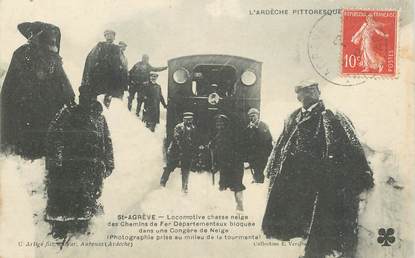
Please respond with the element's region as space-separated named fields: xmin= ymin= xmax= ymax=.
xmin=81 ymin=29 xmax=168 ymax=132
xmin=160 ymin=107 xmax=273 ymax=211
xmin=0 ymin=22 xmax=167 ymax=238
xmin=159 ymin=79 xmax=374 ymax=258
xmin=0 ymin=21 xmax=374 ymax=258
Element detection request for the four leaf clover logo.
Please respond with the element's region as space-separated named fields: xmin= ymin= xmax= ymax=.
xmin=377 ymin=228 xmax=395 ymax=246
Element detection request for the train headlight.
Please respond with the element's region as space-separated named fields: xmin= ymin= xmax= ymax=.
xmin=173 ymin=68 xmax=190 ymax=84
xmin=208 ymin=92 xmax=220 ymax=105
xmin=241 ymin=70 xmax=257 ymax=86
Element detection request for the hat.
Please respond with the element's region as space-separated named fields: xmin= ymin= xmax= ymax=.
xmin=104 ymin=29 xmax=116 ymax=36
xmin=119 ymin=41 xmax=127 ymax=47
xmin=294 ymin=80 xmax=319 ymax=93
xmin=214 ymin=114 xmax=229 ymax=121
xmin=17 ymin=22 xmax=62 ymax=51
xmin=183 ymin=112 xmax=194 ymax=118
xmin=247 ymin=108 xmax=260 ymax=115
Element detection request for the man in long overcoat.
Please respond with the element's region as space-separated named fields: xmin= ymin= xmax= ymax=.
xmin=81 ymin=30 xmax=127 ymax=108
xmin=0 ymin=21 xmax=75 ymax=159
xmin=142 ymin=72 xmax=167 ymax=132
xmin=262 ymin=80 xmax=374 ymax=258
xmin=45 ymin=85 xmax=114 ymax=238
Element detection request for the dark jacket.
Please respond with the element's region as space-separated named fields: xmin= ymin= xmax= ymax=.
xmin=262 ymin=101 xmax=373 ymax=256
xmin=81 ymin=42 xmax=127 ymax=97
xmin=45 ymin=101 xmax=114 ymax=221
xmin=142 ymin=82 xmax=167 ymax=124
xmin=244 ymin=121 xmax=273 ymax=163
xmin=129 ymin=61 xmax=167 ymax=84
xmin=167 ymin=122 xmax=197 ymax=168
xmin=0 ymin=22 xmax=75 ymax=159
xmin=210 ymin=124 xmax=245 ymax=192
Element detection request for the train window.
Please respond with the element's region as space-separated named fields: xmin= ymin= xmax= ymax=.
xmin=192 ymin=65 xmax=236 ymax=98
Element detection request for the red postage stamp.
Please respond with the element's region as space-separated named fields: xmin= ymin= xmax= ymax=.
xmin=341 ymin=9 xmax=398 ymax=77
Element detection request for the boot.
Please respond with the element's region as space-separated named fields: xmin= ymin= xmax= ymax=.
xmin=181 ymin=169 xmax=189 ymax=194
xmin=234 ymin=191 xmax=244 ymax=212
xmin=160 ymin=167 xmax=171 ymax=187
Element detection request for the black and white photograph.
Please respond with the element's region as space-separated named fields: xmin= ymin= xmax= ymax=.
xmin=0 ymin=1 xmax=414 ymax=258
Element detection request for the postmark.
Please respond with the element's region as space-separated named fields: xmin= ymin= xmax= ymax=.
xmin=341 ymin=9 xmax=398 ymax=77
xmin=307 ymin=13 xmax=365 ymax=86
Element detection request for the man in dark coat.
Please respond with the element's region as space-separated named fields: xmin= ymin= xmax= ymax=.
xmin=262 ymin=80 xmax=374 ymax=258
xmin=45 ymin=85 xmax=114 ymax=239
xmin=127 ymin=54 xmax=167 ymax=115
xmin=160 ymin=112 xmax=197 ymax=193
xmin=81 ymin=30 xmax=127 ymax=108
xmin=210 ymin=114 xmax=245 ymax=211
xmin=142 ymin=72 xmax=167 ymax=132
xmin=0 ymin=21 xmax=75 ymax=159
xmin=244 ymin=108 xmax=273 ymax=183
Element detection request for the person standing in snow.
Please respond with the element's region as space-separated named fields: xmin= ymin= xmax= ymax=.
xmin=160 ymin=112 xmax=197 ymax=193
xmin=127 ymin=54 xmax=167 ymax=116
xmin=262 ymin=80 xmax=374 ymax=258
xmin=81 ymin=30 xmax=127 ymax=108
xmin=243 ymin=108 xmax=273 ymax=184
xmin=210 ymin=114 xmax=245 ymax=212
xmin=45 ymin=85 xmax=114 ymax=238
xmin=0 ymin=21 xmax=75 ymax=159
xmin=142 ymin=72 xmax=167 ymax=132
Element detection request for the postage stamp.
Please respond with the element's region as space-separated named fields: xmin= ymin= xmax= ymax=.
xmin=341 ymin=9 xmax=398 ymax=77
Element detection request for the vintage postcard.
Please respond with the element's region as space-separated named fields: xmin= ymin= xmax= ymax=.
xmin=0 ymin=0 xmax=414 ymax=258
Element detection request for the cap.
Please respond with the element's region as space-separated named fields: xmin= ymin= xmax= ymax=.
xmin=247 ymin=108 xmax=260 ymax=115
xmin=183 ymin=112 xmax=194 ymax=118
xmin=294 ymin=80 xmax=319 ymax=93
xmin=104 ymin=29 xmax=116 ymax=36
xmin=214 ymin=114 xmax=229 ymax=121
xmin=118 ymin=41 xmax=127 ymax=47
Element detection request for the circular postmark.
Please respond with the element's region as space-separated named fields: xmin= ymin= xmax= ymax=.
xmin=307 ymin=13 xmax=366 ymax=86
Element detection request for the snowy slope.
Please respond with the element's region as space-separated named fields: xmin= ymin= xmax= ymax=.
xmin=0 ymin=91 xmax=413 ymax=258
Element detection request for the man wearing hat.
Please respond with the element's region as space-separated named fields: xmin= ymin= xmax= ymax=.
xmin=128 ymin=54 xmax=167 ymax=116
xmin=0 ymin=21 xmax=75 ymax=159
xmin=210 ymin=113 xmax=245 ymax=211
xmin=81 ymin=29 xmax=127 ymax=108
xmin=142 ymin=72 xmax=167 ymax=132
xmin=160 ymin=112 xmax=197 ymax=193
xmin=244 ymin=108 xmax=273 ymax=183
xmin=104 ymin=29 xmax=116 ymax=43
xmin=262 ymin=80 xmax=374 ymax=258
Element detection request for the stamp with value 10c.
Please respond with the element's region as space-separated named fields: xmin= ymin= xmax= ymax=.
xmin=341 ymin=9 xmax=398 ymax=77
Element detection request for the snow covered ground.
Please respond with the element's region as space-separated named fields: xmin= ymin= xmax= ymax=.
xmin=0 ymin=91 xmax=413 ymax=258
